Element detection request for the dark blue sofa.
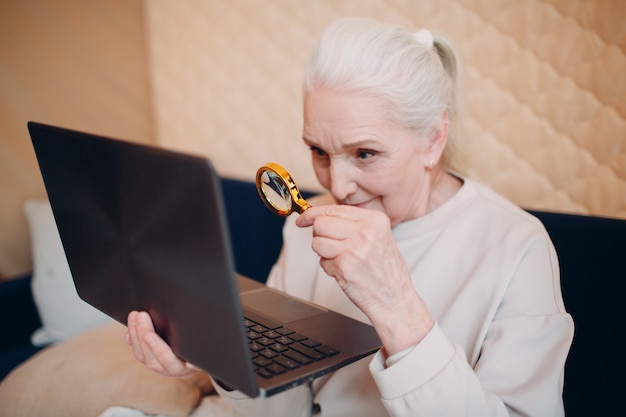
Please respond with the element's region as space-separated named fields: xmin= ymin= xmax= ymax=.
xmin=1 ymin=177 xmax=625 ymax=417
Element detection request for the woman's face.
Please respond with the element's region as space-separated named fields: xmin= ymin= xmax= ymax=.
xmin=303 ymin=88 xmax=435 ymax=226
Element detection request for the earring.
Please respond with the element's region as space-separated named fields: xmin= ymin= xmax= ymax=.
xmin=426 ymin=160 xmax=436 ymax=170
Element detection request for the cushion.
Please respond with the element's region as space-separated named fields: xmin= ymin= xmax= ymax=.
xmin=0 ymin=321 xmax=214 ymax=417
xmin=24 ymin=199 xmax=112 ymax=345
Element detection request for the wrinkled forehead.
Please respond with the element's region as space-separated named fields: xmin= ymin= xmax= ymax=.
xmin=304 ymin=87 xmax=415 ymax=138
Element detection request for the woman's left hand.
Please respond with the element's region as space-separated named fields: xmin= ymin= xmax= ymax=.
xmin=295 ymin=205 xmax=434 ymax=355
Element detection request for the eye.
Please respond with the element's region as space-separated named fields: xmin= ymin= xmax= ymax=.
xmin=309 ymin=146 xmax=327 ymax=157
xmin=356 ymin=150 xmax=375 ymax=160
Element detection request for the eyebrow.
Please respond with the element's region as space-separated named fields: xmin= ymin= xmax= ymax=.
xmin=302 ymin=136 xmax=380 ymax=151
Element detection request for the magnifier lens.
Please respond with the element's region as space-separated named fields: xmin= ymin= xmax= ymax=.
xmin=259 ymin=170 xmax=292 ymax=212
xmin=256 ymin=163 xmax=312 ymax=216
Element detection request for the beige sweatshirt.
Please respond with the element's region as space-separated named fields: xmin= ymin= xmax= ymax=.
xmin=216 ymin=177 xmax=574 ymax=417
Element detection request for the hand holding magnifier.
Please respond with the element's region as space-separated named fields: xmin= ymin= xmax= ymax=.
xmin=256 ymin=163 xmax=312 ymax=216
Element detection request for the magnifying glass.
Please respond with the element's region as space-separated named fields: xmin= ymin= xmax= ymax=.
xmin=256 ymin=162 xmax=312 ymax=216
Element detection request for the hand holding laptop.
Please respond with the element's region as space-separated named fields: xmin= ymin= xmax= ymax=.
xmin=125 ymin=311 xmax=201 ymax=380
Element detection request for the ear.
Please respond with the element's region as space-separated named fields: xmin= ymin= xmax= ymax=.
xmin=424 ymin=110 xmax=449 ymax=169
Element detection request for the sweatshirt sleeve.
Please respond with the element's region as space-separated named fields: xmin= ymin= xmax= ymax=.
xmin=370 ymin=235 xmax=574 ymax=417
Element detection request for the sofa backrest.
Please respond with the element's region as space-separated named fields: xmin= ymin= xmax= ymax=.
xmin=219 ymin=178 xmax=287 ymax=283
xmin=529 ymin=210 xmax=626 ymax=417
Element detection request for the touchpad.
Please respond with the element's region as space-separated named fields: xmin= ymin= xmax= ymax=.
xmin=241 ymin=289 xmax=326 ymax=323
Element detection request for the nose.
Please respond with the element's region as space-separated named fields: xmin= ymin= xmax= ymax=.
xmin=328 ymin=160 xmax=357 ymax=202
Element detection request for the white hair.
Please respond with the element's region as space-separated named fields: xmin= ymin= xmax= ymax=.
xmin=304 ymin=17 xmax=462 ymax=169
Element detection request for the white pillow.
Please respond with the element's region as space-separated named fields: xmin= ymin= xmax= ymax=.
xmin=24 ymin=199 xmax=112 ymax=346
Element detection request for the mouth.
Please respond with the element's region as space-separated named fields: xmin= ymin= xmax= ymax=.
xmin=342 ymin=199 xmax=374 ymax=209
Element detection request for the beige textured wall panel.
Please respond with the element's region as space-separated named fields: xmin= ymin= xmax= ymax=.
xmin=0 ymin=0 xmax=154 ymax=277
xmin=144 ymin=0 xmax=626 ymax=220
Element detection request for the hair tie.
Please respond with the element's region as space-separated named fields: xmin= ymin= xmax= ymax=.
xmin=413 ymin=29 xmax=434 ymax=49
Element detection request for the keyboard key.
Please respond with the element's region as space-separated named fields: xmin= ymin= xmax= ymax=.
xmin=269 ymin=343 xmax=289 ymax=353
xmin=276 ymin=327 xmax=295 ymax=336
xmin=250 ymin=325 xmax=267 ymax=333
xmin=274 ymin=356 xmax=300 ymax=370
xmin=259 ymin=348 xmax=279 ymax=359
xmin=257 ymin=336 xmax=275 ymax=346
xmin=247 ymin=331 xmax=262 ymax=340
xmin=291 ymin=343 xmax=326 ymax=360
xmin=244 ymin=313 xmax=282 ymax=330
xmin=276 ymin=336 xmax=294 ymax=345
xmin=253 ymin=357 xmax=273 ymax=367
xmin=283 ymin=350 xmax=313 ymax=365
xmin=249 ymin=341 xmax=264 ymax=352
xmin=263 ymin=330 xmax=282 ymax=339
xmin=288 ymin=333 xmax=308 ymax=342
xmin=267 ymin=363 xmax=288 ymax=375
xmin=315 ymin=345 xmax=340 ymax=356
xmin=301 ymin=338 xmax=321 ymax=348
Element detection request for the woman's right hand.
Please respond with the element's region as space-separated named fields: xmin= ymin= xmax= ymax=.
xmin=125 ymin=310 xmax=198 ymax=378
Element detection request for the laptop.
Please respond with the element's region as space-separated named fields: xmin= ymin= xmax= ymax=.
xmin=27 ymin=121 xmax=381 ymax=398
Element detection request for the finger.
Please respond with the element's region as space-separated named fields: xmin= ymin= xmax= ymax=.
xmin=185 ymin=362 xmax=201 ymax=371
xmin=319 ymin=257 xmax=343 ymax=284
xmin=127 ymin=311 xmax=145 ymax=362
xmin=140 ymin=332 xmax=176 ymax=375
xmin=311 ymin=234 xmax=346 ymax=260
xmin=312 ymin=216 xmax=354 ymax=240
xmin=135 ymin=312 xmax=195 ymax=376
xmin=296 ymin=204 xmax=362 ymax=227
xmin=130 ymin=311 xmax=169 ymax=373
xmin=133 ymin=311 xmax=170 ymax=373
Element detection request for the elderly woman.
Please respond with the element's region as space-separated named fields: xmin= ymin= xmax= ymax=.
xmin=127 ymin=17 xmax=574 ymax=416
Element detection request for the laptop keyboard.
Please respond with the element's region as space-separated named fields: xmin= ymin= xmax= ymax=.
xmin=243 ymin=313 xmax=340 ymax=379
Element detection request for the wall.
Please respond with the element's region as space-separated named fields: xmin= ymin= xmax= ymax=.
xmin=0 ymin=0 xmax=154 ymax=277
xmin=143 ymin=0 xmax=626 ymax=215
